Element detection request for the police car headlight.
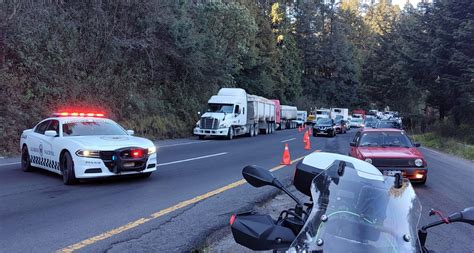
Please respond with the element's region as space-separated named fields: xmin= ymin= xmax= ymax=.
xmin=415 ymin=159 xmax=423 ymax=167
xmin=148 ymin=146 xmax=157 ymax=154
xmin=76 ymin=150 xmax=100 ymax=158
xmin=365 ymin=158 xmax=373 ymax=164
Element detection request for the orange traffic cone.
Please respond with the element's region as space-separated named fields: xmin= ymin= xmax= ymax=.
xmin=303 ymin=130 xmax=309 ymax=143
xmin=304 ymin=135 xmax=311 ymax=150
xmin=281 ymin=143 xmax=291 ymax=165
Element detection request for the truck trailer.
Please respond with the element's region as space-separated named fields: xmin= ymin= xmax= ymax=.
xmin=271 ymin=100 xmax=298 ymax=130
xmin=194 ymin=88 xmax=276 ymax=140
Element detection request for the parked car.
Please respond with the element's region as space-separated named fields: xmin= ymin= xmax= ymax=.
xmin=376 ymin=120 xmax=402 ymax=129
xmin=312 ymin=118 xmax=336 ymax=137
xmin=349 ymin=128 xmax=427 ymax=184
xmin=364 ymin=117 xmax=378 ymax=128
xmin=349 ymin=118 xmax=364 ymax=128
xmin=334 ymin=119 xmax=348 ymax=134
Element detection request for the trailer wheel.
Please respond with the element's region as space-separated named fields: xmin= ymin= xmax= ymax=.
xmin=255 ymin=124 xmax=259 ymax=136
xmin=249 ymin=125 xmax=254 ymax=137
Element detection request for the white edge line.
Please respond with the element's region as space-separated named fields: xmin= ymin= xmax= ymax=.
xmin=157 ymin=140 xmax=210 ymax=148
xmin=0 ymin=162 xmax=21 ymax=167
xmin=157 ymin=152 xmax=228 ymax=167
xmin=280 ymin=138 xmax=296 ymax=143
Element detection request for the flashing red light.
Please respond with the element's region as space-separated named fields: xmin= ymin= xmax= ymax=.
xmin=131 ymin=149 xmax=144 ymax=158
xmin=229 ymin=214 xmax=236 ymax=226
xmin=54 ymin=112 xmax=105 ymax=117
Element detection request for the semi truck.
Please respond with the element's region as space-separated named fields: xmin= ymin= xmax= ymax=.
xmin=194 ymin=88 xmax=276 ymax=140
xmin=330 ymin=108 xmax=349 ymax=120
xmin=315 ymin=108 xmax=331 ymax=119
xmin=295 ymin=110 xmax=307 ymax=126
xmin=352 ymin=109 xmax=366 ymax=119
xmin=271 ymin=100 xmax=298 ymax=130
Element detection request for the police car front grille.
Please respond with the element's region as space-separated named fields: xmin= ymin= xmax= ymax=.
xmin=99 ymin=151 xmax=115 ymax=170
xmin=200 ymin=117 xmax=219 ymax=129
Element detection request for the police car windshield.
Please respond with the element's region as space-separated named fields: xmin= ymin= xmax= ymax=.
xmin=62 ymin=120 xmax=127 ymax=136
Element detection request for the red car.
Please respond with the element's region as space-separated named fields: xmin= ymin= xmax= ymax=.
xmin=349 ymin=128 xmax=427 ymax=184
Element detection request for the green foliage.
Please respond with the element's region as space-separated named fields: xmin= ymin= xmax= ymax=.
xmin=0 ymin=0 xmax=304 ymax=154
xmin=412 ymin=132 xmax=474 ymax=160
xmin=0 ymin=0 xmax=472 ymax=156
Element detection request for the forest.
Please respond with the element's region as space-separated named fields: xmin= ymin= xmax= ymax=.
xmin=1 ymin=0 xmax=473 ymax=154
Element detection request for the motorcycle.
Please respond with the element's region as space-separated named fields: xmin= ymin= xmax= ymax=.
xmin=230 ymin=152 xmax=473 ymax=252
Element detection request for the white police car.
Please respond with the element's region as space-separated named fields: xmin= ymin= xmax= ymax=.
xmin=20 ymin=112 xmax=157 ymax=184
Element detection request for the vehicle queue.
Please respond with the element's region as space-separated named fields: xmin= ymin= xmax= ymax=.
xmin=19 ymin=86 xmax=418 ymax=186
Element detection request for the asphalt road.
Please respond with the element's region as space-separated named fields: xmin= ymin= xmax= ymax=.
xmin=0 ymin=128 xmax=472 ymax=252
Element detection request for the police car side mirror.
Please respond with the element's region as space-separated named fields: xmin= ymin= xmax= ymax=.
xmin=127 ymin=130 xmax=135 ymax=135
xmin=350 ymin=141 xmax=356 ymax=147
xmin=44 ymin=130 xmax=57 ymax=137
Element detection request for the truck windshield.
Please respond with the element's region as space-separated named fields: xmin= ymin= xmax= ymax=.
xmin=208 ymin=104 xmax=234 ymax=114
xmin=316 ymin=111 xmax=328 ymax=115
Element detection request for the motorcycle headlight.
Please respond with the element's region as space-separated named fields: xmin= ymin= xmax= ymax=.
xmin=148 ymin=146 xmax=157 ymax=154
xmin=76 ymin=150 xmax=101 ymax=158
xmin=415 ymin=158 xmax=423 ymax=167
xmin=365 ymin=158 xmax=372 ymax=164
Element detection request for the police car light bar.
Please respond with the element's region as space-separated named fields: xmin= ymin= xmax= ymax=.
xmin=52 ymin=112 xmax=105 ymax=117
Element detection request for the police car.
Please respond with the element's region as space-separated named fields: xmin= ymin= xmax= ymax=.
xmin=20 ymin=112 xmax=157 ymax=184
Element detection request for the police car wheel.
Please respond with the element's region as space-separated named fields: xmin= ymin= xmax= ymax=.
xmin=21 ymin=146 xmax=33 ymax=172
xmin=61 ymin=151 xmax=78 ymax=185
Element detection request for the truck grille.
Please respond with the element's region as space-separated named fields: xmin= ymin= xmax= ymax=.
xmin=200 ymin=117 xmax=219 ymax=129
xmin=372 ymin=158 xmax=413 ymax=167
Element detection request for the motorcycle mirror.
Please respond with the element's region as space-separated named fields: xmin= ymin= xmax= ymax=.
xmin=242 ymin=165 xmax=278 ymax=188
xmin=243 ymin=165 xmax=304 ymax=206
xmin=449 ymin=207 xmax=474 ymax=225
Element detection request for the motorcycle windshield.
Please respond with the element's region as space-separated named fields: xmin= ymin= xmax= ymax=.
xmin=289 ymin=160 xmax=422 ymax=253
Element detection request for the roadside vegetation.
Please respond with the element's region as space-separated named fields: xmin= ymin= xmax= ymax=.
xmin=413 ymin=132 xmax=474 ymax=161
xmin=1 ymin=0 xmax=472 ymax=154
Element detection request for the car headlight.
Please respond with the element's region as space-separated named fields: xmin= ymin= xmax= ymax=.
xmin=365 ymin=158 xmax=372 ymax=164
xmin=148 ymin=146 xmax=157 ymax=154
xmin=76 ymin=150 xmax=100 ymax=158
xmin=219 ymin=122 xmax=229 ymax=128
xmin=415 ymin=158 xmax=423 ymax=167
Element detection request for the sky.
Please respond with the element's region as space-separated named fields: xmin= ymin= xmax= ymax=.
xmin=391 ymin=0 xmax=424 ymax=7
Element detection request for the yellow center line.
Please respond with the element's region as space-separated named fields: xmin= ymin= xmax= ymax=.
xmin=57 ymin=153 xmax=310 ymax=253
